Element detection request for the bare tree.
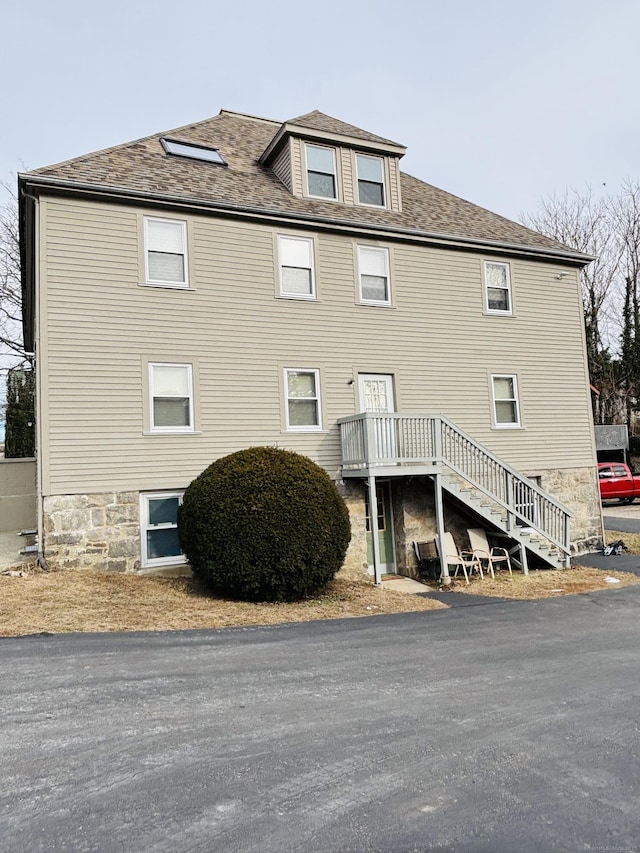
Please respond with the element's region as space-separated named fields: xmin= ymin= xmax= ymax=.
xmin=609 ymin=180 xmax=640 ymax=429
xmin=0 ymin=180 xmax=25 ymax=361
xmin=0 ymin=180 xmax=31 ymax=424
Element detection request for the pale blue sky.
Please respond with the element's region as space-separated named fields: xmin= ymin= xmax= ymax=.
xmin=1 ymin=0 xmax=638 ymax=221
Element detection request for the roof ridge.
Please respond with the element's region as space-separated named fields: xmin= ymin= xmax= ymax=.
xmin=219 ymin=109 xmax=281 ymax=126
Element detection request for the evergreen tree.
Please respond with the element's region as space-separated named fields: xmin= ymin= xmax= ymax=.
xmin=5 ymin=367 xmax=35 ymax=457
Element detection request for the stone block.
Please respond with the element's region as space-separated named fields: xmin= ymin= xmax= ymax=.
xmin=90 ymin=509 xmax=106 ymax=528
xmin=105 ymin=505 xmax=139 ymax=526
xmin=106 ymin=559 xmax=127 ymax=573
xmin=59 ymin=509 xmax=90 ymax=533
xmin=85 ymin=493 xmax=116 ymax=508
xmin=86 ymin=527 xmax=119 ymax=542
xmin=47 ymin=532 xmax=83 ymax=547
xmin=115 ymin=492 xmax=139 ymax=505
xmin=108 ymin=538 xmax=138 ymax=559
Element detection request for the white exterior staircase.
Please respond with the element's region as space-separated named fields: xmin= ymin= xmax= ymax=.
xmin=339 ymin=412 xmax=572 ymax=571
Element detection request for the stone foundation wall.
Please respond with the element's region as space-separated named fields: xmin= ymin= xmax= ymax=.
xmin=533 ymin=466 xmax=603 ymax=554
xmin=335 ymin=480 xmax=369 ymax=579
xmin=44 ymin=492 xmax=142 ymax=572
xmin=41 ymin=465 xmax=603 ymax=576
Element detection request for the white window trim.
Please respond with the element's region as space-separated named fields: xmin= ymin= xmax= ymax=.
xmin=357 ymin=246 xmax=391 ymax=306
xmin=140 ymin=491 xmax=187 ymax=569
xmin=491 ymin=373 xmax=521 ymax=429
xmin=277 ymin=235 xmax=316 ymax=299
xmin=149 ymin=362 xmax=195 ymax=434
xmin=305 ymin=143 xmax=338 ymax=200
xmin=284 ymin=368 xmax=322 ymax=432
xmin=355 ymin=153 xmax=386 ymax=208
xmin=143 ymin=216 xmax=189 ymax=288
xmin=484 ymin=261 xmax=512 ymax=315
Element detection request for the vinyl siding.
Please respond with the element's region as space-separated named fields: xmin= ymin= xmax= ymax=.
xmin=271 ymin=140 xmax=293 ymax=192
xmin=387 ymin=157 xmax=402 ymax=211
xmin=39 ymin=196 xmax=595 ymax=496
xmin=290 ymin=137 xmax=304 ymax=197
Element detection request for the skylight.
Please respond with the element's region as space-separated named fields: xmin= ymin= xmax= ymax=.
xmin=160 ymin=138 xmax=226 ymax=165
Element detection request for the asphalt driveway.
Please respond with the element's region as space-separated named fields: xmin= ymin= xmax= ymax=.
xmin=2 ymin=588 xmax=640 ymax=852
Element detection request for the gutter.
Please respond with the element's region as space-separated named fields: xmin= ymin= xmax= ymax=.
xmin=19 ymin=174 xmax=594 ymax=266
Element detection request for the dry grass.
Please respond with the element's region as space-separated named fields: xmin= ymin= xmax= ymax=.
xmin=3 ymin=533 xmax=640 ymax=637
xmin=606 ymin=529 xmax=640 ymax=553
xmin=0 ymin=568 xmax=446 ymax=638
xmin=438 ymin=565 xmax=640 ymax=599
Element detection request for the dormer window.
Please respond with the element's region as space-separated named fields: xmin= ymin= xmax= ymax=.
xmin=160 ymin=138 xmax=226 ymax=165
xmin=305 ymin=144 xmax=337 ymax=199
xmin=356 ymin=154 xmax=385 ymax=207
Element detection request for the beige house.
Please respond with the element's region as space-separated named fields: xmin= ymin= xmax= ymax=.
xmin=19 ymin=109 xmax=602 ymax=581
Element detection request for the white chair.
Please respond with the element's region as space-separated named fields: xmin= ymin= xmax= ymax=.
xmin=436 ymin=532 xmax=480 ymax=584
xmin=467 ymin=528 xmax=513 ymax=577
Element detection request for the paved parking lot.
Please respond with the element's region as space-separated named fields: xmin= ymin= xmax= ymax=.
xmin=2 ymin=588 xmax=640 ymax=852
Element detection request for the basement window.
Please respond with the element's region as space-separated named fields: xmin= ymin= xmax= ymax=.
xmin=160 ymin=138 xmax=226 ymax=165
xmin=140 ymin=492 xmax=187 ymax=568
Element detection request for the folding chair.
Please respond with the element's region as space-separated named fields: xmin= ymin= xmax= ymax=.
xmin=467 ymin=528 xmax=513 ymax=577
xmin=435 ymin=532 xmax=480 ymax=584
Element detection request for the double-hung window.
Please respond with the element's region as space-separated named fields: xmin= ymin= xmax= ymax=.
xmin=356 ymin=154 xmax=385 ymax=207
xmin=491 ymin=374 xmax=520 ymax=428
xmin=144 ymin=217 xmax=188 ymax=287
xmin=305 ymin=144 xmax=337 ymax=199
xmin=140 ymin=492 xmax=186 ymax=568
xmin=278 ymin=236 xmax=315 ymax=298
xmin=149 ymin=363 xmax=194 ymax=433
xmin=484 ymin=261 xmax=512 ymax=314
xmin=284 ymin=369 xmax=321 ymax=431
xmin=358 ymin=246 xmax=391 ymax=305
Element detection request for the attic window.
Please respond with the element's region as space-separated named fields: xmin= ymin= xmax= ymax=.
xmin=160 ymin=138 xmax=226 ymax=165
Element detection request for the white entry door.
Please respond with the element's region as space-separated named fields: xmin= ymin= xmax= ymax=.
xmin=358 ymin=374 xmax=396 ymax=461
xmin=358 ymin=374 xmax=395 ymax=415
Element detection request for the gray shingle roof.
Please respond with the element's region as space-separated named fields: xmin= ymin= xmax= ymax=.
xmin=285 ymin=110 xmax=403 ymax=147
xmin=24 ymin=109 xmax=584 ymax=260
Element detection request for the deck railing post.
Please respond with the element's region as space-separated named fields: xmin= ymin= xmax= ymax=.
xmin=365 ymin=414 xmax=377 ymax=467
xmin=433 ymin=417 xmax=443 ymax=464
xmin=505 ymin=472 xmax=514 ymax=531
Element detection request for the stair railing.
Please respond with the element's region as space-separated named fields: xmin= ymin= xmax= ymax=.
xmin=338 ymin=412 xmax=572 ymax=557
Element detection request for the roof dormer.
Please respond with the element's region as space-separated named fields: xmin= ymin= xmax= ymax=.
xmin=260 ymin=111 xmax=406 ymax=213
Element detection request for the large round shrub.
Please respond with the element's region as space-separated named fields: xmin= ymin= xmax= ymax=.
xmin=177 ymin=447 xmax=351 ymax=602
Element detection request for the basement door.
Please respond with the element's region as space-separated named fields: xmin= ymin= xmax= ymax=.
xmin=365 ymin=482 xmax=396 ymax=575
